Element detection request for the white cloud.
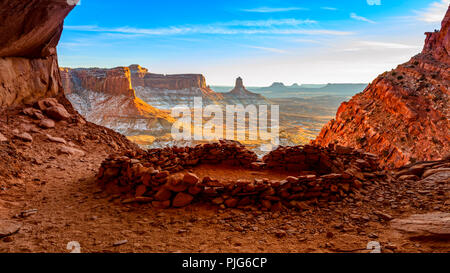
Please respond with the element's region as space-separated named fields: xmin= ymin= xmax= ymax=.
xmin=245 ymin=45 xmax=288 ymax=54
xmin=321 ymin=7 xmax=337 ymax=11
xmin=65 ymin=19 xmax=353 ymax=36
xmin=221 ymin=19 xmax=317 ymax=27
xmin=358 ymin=41 xmax=419 ymax=49
xmin=350 ymin=13 xmax=376 ymax=24
xmin=241 ymin=7 xmax=307 ymax=13
xmin=416 ymin=0 xmax=450 ymax=23
xmin=339 ymin=40 xmax=420 ymax=52
xmin=292 ymin=38 xmax=323 ymax=44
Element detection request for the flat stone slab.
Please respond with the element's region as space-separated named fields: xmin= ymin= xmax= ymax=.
xmin=0 ymin=220 xmax=22 ymax=238
xmin=391 ymin=212 xmax=450 ymax=240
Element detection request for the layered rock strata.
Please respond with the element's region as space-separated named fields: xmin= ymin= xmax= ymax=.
xmin=61 ymin=67 xmax=174 ymax=136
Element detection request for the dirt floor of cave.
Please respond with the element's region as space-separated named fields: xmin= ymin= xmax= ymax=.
xmin=0 ymin=110 xmax=449 ymax=253
xmin=186 ymin=164 xmax=301 ymax=184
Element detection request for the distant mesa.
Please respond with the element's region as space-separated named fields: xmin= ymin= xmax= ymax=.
xmin=269 ymin=82 xmax=286 ymax=88
xmin=128 ymin=64 xmax=224 ymax=109
xmin=129 ymin=64 xmax=210 ymax=91
xmin=60 ymin=66 xmax=174 ymax=136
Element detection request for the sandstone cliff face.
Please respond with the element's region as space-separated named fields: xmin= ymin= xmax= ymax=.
xmin=130 ymin=65 xmax=224 ymax=109
xmin=61 ymin=67 xmax=174 ymax=136
xmin=62 ymin=67 xmax=136 ymax=97
xmin=0 ymin=0 xmax=75 ymax=107
xmin=313 ymin=7 xmax=450 ymax=168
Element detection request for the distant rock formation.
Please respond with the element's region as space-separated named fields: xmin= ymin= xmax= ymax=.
xmin=222 ymin=77 xmax=269 ymax=104
xmin=313 ymin=7 xmax=450 ymax=168
xmin=258 ymin=83 xmax=367 ymax=97
xmin=0 ymin=0 xmax=75 ymax=107
xmin=270 ymin=82 xmax=286 ymax=88
xmin=129 ymin=65 xmax=223 ymax=109
xmin=61 ymin=67 xmax=173 ymax=136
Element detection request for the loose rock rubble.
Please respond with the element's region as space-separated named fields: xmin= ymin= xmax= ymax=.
xmin=97 ymin=141 xmax=387 ymax=210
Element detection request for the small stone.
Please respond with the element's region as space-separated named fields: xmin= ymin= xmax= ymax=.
xmin=152 ymin=200 xmax=171 ymax=209
xmin=44 ymin=105 xmax=71 ymax=121
xmin=188 ymin=185 xmax=203 ymax=195
xmin=374 ymin=211 xmax=393 ymax=221
xmin=274 ymin=230 xmax=287 ymax=238
xmin=14 ymin=132 xmax=33 ymax=142
xmin=172 ymin=192 xmax=194 ymax=208
xmin=154 ymin=188 xmax=172 ymax=201
xmin=23 ymin=107 xmax=45 ymax=119
xmin=225 ymin=198 xmax=239 ymax=208
xmin=0 ymin=133 xmax=7 ymax=142
xmin=113 ymin=240 xmax=128 ymax=247
xmin=165 ymin=173 xmax=188 ymax=192
xmin=58 ymin=146 xmax=85 ymax=157
xmin=183 ymin=173 xmax=199 ymax=185
xmin=135 ymin=185 xmax=147 ymax=197
xmin=39 ymin=119 xmax=55 ymax=129
xmin=16 ymin=209 xmax=38 ymax=218
xmin=261 ymin=200 xmax=272 ymax=209
xmin=0 ymin=220 xmax=22 ymax=238
xmin=46 ymin=134 xmax=66 ymax=144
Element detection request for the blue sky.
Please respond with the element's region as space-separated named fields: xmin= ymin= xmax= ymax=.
xmin=59 ymin=0 xmax=449 ymax=85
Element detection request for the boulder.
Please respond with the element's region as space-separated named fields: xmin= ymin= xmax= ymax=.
xmin=391 ymin=213 xmax=450 ymax=239
xmin=44 ymin=105 xmax=71 ymax=121
xmin=422 ymin=168 xmax=450 ymax=179
xmin=183 ymin=173 xmax=199 ymax=185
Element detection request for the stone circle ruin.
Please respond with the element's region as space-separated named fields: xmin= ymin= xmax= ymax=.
xmin=97 ymin=140 xmax=383 ymax=211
